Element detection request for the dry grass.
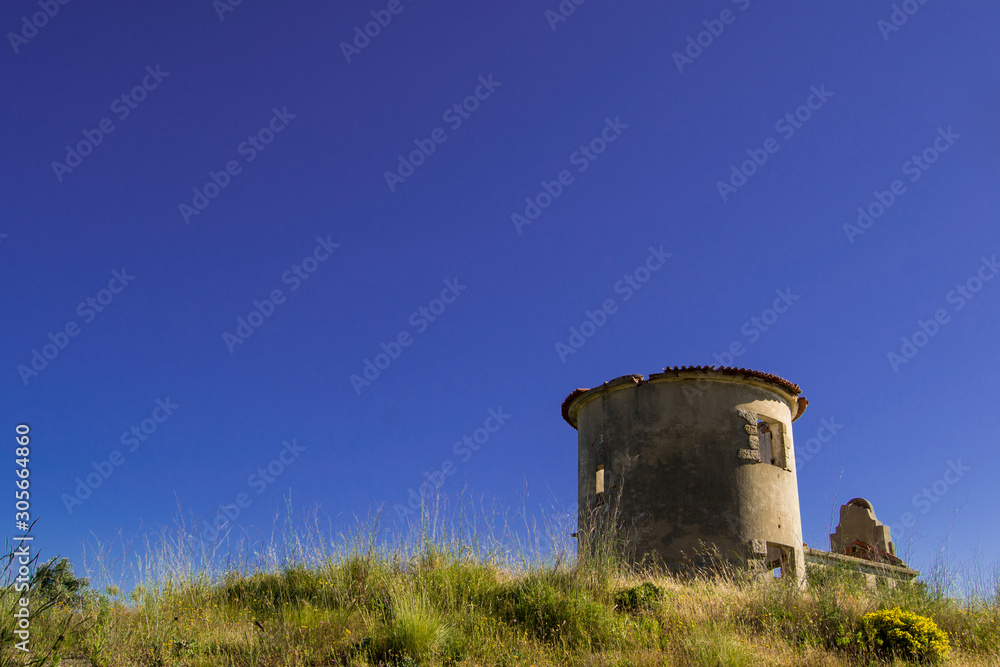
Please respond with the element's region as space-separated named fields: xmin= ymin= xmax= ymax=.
xmin=2 ymin=503 xmax=998 ymax=667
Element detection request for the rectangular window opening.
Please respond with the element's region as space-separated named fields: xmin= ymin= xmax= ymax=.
xmin=766 ymin=542 xmax=791 ymax=579
xmin=595 ymin=465 xmax=605 ymax=507
xmin=757 ymin=419 xmax=786 ymax=468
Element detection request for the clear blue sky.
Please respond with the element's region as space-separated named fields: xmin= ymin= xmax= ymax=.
xmin=3 ymin=0 xmax=998 ymax=584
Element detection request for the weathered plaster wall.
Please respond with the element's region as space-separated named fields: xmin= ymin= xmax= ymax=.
xmin=831 ymin=499 xmax=896 ymax=556
xmin=569 ymin=371 xmax=805 ymax=584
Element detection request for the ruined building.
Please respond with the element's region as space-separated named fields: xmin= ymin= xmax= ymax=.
xmin=562 ymin=366 xmax=918 ymax=586
xmin=831 ymin=497 xmax=899 ymax=561
xmin=808 ymin=496 xmax=917 ymax=586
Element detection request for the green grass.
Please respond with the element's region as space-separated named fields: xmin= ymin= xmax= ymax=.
xmin=2 ymin=506 xmax=999 ymax=666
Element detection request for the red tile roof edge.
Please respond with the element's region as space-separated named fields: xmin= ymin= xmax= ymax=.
xmin=561 ymin=366 xmax=805 ymax=427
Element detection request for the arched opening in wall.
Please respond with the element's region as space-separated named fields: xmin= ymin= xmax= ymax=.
xmin=757 ymin=418 xmax=786 ymax=468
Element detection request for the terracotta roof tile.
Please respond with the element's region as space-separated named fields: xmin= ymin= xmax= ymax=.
xmin=561 ymin=366 xmax=806 ymax=427
xmin=658 ymin=365 xmax=802 ymax=396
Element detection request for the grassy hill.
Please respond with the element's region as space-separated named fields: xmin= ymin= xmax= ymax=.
xmin=3 ymin=514 xmax=999 ymax=666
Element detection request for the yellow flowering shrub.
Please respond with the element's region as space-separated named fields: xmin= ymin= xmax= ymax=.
xmin=861 ymin=607 xmax=950 ymax=663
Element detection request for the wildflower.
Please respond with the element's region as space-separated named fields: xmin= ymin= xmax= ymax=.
xmin=861 ymin=608 xmax=950 ymax=663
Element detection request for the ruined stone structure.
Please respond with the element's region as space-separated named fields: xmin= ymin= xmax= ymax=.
xmin=562 ymin=366 xmax=920 ymax=587
xmin=806 ymin=497 xmax=918 ymax=586
xmin=562 ymin=366 xmax=810 ymax=585
xmin=831 ymin=497 xmax=898 ymax=562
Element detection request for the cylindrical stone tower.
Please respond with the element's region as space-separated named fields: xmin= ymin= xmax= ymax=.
xmin=562 ymin=366 xmax=809 ymax=584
